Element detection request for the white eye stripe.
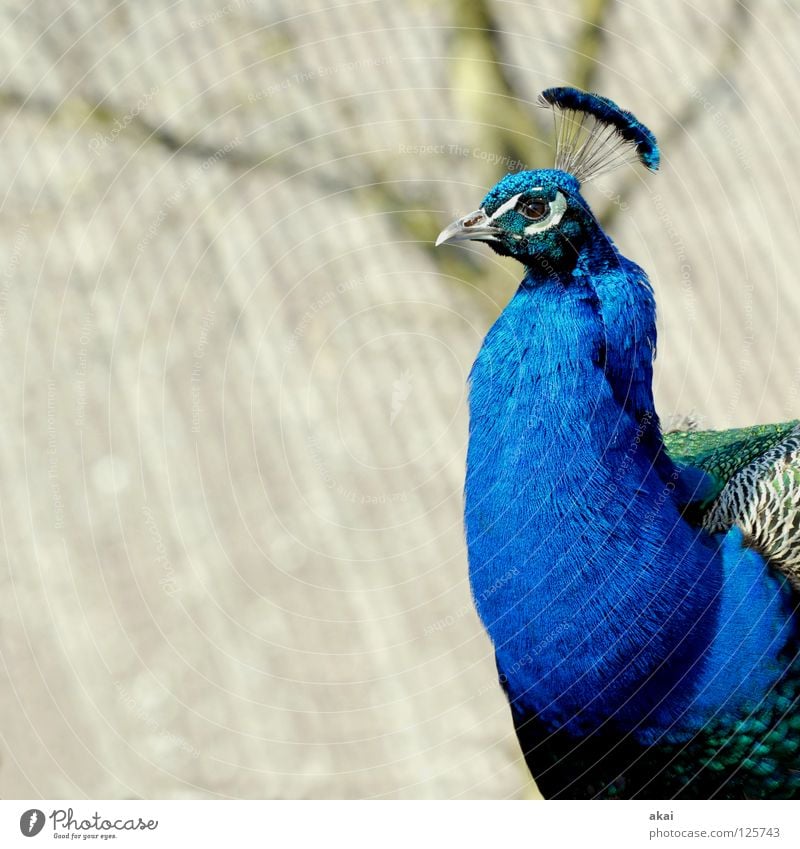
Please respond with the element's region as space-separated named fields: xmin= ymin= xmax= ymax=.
xmin=489 ymin=193 xmax=523 ymax=221
xmin=522 ymin=190 xmax=567 ymax=235
xmin=487 ymin=188 xmax=566 ymax=236
xmin=487 ymin=187 xmax=545 ymax=222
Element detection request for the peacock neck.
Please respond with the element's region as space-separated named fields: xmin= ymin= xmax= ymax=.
xmin=466 ymin=252 xmax=796 ymax=740
xmin=465 ymin=258 xmax=723 ymax=734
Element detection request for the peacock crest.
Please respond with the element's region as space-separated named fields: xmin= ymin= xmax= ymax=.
xmin=539 ymin=87 xmax=660 ymax=183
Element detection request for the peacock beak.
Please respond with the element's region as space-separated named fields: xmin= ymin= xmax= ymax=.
xmin=435 ymin=209 xmax=503 ymax=247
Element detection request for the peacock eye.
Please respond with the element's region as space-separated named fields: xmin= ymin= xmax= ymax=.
xmin=516 ymin=197 xmax=550 ymax=221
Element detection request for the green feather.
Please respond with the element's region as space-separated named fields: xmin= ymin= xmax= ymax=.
xmin=526 ymin=651 xmax=800 ymax=799
xmin=664 ymin=420 xmax=800 ymax=497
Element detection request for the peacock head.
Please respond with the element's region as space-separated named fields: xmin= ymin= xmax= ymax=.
xmin=436 ymin=168 xmax=594 ymax=267
xmin=436 ymin=87 xmax=659 ymax=270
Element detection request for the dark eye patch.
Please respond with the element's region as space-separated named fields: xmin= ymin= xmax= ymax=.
xmin=516 ymin=197 xmax=550 ymax=221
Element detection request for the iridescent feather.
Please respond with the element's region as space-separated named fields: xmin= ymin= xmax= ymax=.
xmin=666 ymin=422 xmax=800 ymax=590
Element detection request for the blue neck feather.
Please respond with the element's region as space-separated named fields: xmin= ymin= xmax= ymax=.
xmin=466 ymin=236 xmax=796 ymax=741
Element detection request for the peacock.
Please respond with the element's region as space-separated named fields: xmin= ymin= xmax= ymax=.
xmin=436 ymin=87 xmax=800 ymax=799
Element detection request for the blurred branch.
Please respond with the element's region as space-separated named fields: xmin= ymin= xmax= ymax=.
xmin=570 ymin=0 xmax=613 ymax=93
xmin=598 ymin=0 xmax=751 ymax=228
xmin=449 ymin=0 xmax=549 ymax=172
xmin=361 ymin=0 xmax=615 ymax=295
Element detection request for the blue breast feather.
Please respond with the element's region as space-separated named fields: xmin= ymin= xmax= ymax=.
xmin=465 ymin=235 xmax=797 ymax=744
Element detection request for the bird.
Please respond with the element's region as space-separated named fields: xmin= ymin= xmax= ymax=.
xmin=436 ymin=87 xmax=800 ymax=799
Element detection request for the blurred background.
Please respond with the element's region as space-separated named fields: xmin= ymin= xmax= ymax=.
xmin=1 ymin=0 xmax=799 ymax=799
